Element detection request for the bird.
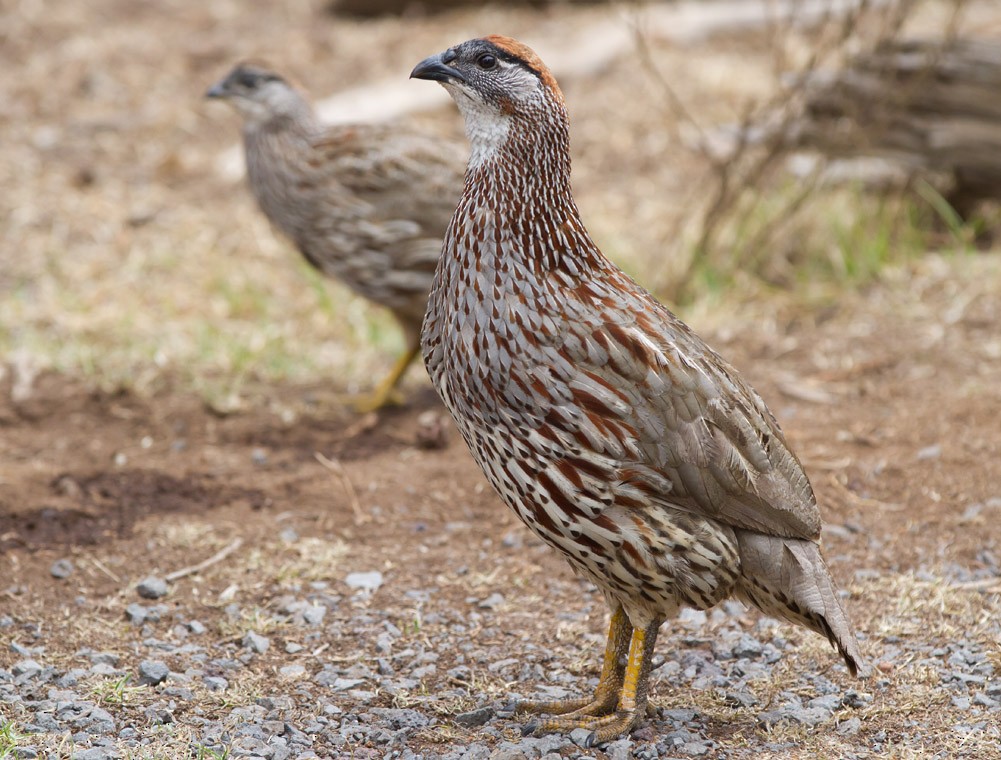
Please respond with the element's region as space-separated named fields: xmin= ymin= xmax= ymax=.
xmin=206 ymin=63 xmax=466 ymax=411
xmin=411 ymin=36 xmax=867 ymax=745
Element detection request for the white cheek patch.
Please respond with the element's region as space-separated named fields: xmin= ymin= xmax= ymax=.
xmin=448 ymin=86 xmax=511 ymax=170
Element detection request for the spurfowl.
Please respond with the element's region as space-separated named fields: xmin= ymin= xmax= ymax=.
xmin=412 ymin=37 xmax=866 ymax=744
xmin=206 ymin=64 xmax=465 ymax=410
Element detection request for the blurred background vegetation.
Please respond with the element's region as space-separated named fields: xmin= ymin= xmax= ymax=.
xmin=2 ymin=0 xmax=998 ymax=410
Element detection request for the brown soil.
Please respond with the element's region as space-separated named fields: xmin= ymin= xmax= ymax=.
xmin=3 ymin=253 xmax=1001 ymax=756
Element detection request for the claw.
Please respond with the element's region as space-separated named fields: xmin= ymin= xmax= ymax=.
xmin=520 ymin=719 xmax=539 ymax=737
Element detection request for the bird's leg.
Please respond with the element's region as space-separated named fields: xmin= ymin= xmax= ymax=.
xmin=523 ymin=617 xmax=662 ymax=746
xmin=352 ymin=338 xmax=421 ymax=413
xmin=517 ymin=606 xmax=631 ymax=719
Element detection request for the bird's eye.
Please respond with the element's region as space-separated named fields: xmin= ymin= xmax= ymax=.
xmin=476 ymin=53 xmax=497 ymax=70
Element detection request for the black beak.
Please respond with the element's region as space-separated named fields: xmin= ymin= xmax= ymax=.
xmin=410 ymin=52 xmax=465 ymax=84
xmin=205 ymin=82 xmax=227 ymax=99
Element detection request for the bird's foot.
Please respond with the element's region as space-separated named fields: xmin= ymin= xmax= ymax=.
xmin=514 ymin=696 xmax=593 ymax=717
xmin=515 ymin=689 xmax=619 ymax=720
xmin=521 ymin=708 xmax=643 ymax=747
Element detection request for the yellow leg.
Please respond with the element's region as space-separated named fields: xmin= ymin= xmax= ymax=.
xmin=352 ymin=340 xmax=421 ymax=413
xmin=524 ymin=616 xmax=662 ymax=747
xmin=518 ymin=606 xmax=631 ymax=719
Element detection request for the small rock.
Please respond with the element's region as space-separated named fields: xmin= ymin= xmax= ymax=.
xmin=724 ymin=690 xmax=759 ymax=708
xmin=808 ymin=694 xmax=842 ymax=712
xmin=302 ymin=605 xmax=326 ymax=626
xmin=454 ymin=706 xmax=493 ymax=727
xmin=279 ymin=664 xmax=306 ymax=679
xmin=973 ymin=692 xmax=998 ymax=708
xmin=680 ymin=740 xmax=714 ymax=756
xmin=124 ymin=603 xmax=148 ymax=625
xmin=344 ymin=571 xmax=383 ymax=594
xmin=837 ymin=716 xmax=862 ymax=736
xmin=330 ymin=677 xmax=366 ymax=691
xmin=187 ymin=620 xmax=207 ymax=635
xmin=136 ymin=576 xmax=168 ymax=600
xmin=138 ymin=659 xmax=169 ymax=686
xmin=478 ymin=592 xmax=505 ymax=610
xmin=72 ymin=749 xmax=119 ymax=760
xmin=732 ymin=634 xmax=764 ymax=659
xmin=203 ymin=676 xmax=228 ymax=691
xmin=12 ymin=660 xmax=41 ymax=678
xmin=758 ymin=705 xmax=832 ymax=727
xmin=243 ymin=631 xmax=270 ymax=654
xmin=285 ymin=642 xmax=304 ymax=654
xmin=605 ymin=739 xmax=633 ymax=760
xmin=86 ymin=652 xmax=121 ymax=667
xmin=50 ymin=559 xmax=74 ymax=579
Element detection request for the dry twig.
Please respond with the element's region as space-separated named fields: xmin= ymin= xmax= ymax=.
xmin=165 ymin=538 xmax=244 ymax=582
xmin=314 ymin=451 xmax=368 ymax=525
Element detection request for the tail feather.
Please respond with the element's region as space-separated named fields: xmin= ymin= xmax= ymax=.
xmin=735 ymin=531 xmax=869 ymax=677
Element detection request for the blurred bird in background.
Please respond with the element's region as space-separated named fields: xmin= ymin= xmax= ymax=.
xmin=206 ymin=63 xmax=466 ymax=411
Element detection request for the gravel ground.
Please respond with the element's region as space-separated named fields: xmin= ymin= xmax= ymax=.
xmin=3 ymin=561 xmax=1000 ymax=758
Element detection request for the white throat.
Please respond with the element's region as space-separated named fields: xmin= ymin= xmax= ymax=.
xmin=450 ymin=88 xmax=511 ymax=171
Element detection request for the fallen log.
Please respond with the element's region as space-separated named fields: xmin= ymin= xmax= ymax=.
xmin=793 ymin=38 xmax=1001 ymax=214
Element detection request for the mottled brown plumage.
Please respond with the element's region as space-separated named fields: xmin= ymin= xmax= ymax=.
xmin=206 ymin=63 xmax=466 ymax=409
xmin=412 ymin=36 xmax=866 ymax=745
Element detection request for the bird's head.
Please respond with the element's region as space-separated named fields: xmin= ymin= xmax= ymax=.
xmin=205 ymin=63 xmax=308 ymax=127
xmin=411 ymin=36 xmax=566 ymax=167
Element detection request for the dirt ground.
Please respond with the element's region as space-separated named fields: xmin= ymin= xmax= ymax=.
xmin=3 ymin=0 xmax=1001 ymax=758
xmin=3 ymin=250 xmax=1001 ymax=757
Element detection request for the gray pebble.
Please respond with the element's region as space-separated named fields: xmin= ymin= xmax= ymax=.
xmin=124 ymin=603 xmax=148 ymax=625
xmin=478 ymin=592 xmax=504 ymax=610
xmin=732 ymin=634 xmax=765 ymax=659
xmin=12 ymin=660 xmax=41 ymax=678
xmin=279 ymin=664 xmax=306 ymax=679
xmin=302 ymin=605 xmax=326 ymax=626
xmin=136 ymin=576 xmax=168 ymax=600
xmin=758 ymin=705 xmax=832 ymax=727
xmin=203 ymin=676 xmax=228 ymax=691
xmin=569 ymin=727 xmax=593 ymax=746
xmin=71 ymin=749 xmax=119 ymax=760
xmin=187 ymin=620 xmax=207 ymax=635
xmin=50 ymin=559 xmax=74 ymax=579
xmin=344 ymin=571 xmax=383 ymax=593
xmin=679 ymin=739 xmax=714 ymax=756
xmin=454 ymin=706 xmax=493 ymax=727
xmin=837 ymin=716 xmax=862 ymax=736
xmin=84 ymin=651 xmax=120 ymax=667
xmin=330 ymin=677 xmax=366 ymax=691
xmin=724 ymin=690 xmax=759 ymax=708
xmin=138 ymin=659 xmax=169 ymax=686
xmin=605 ymin=739 xmax=634 ymax=760
xmin=243 ymin=631 xmax=270 ymax=654
xmin=807 ymin=694 xmax=842 ymax=712
xmin=973 ymin=691 xmax=998 ymax=708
